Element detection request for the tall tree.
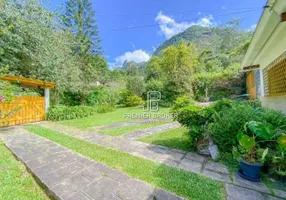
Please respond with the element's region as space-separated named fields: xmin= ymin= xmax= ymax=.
xmin=62 ymin=0 xmax=103 ymax=56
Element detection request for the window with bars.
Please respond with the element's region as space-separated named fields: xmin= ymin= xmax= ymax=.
xmin=263 ymin=51 xmax=286 ymax=97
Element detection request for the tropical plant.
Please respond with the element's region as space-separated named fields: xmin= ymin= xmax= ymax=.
xmin=233 ymin=121 xmax=274 ymax=163
xmin=234 ymin=132 xmax=268 ymax=163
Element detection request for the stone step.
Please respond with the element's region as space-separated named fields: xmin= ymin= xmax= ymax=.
xmin=121 ymin=122 xmax=181 ymax=140
xmin=94 ymin=119 xmax=160 ymax=130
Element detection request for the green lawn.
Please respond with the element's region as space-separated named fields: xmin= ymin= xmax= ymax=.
xmin=99 ymin=121 xmax=166 ymax=136
xmin=26 ymin=125 xmax=226 ymax=200
xmin=0 ymin=141 xmax=49 ymax=200
xmin=138 ymin=127 xmax=191 ymax=152
xmin=59 ymin=107 xmax=170 ymax=129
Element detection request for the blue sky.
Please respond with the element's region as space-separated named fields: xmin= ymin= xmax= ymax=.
xmin=48 ymin=0 xmax=265 ymax=68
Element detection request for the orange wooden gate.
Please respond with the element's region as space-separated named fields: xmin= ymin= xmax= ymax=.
xmin=0 ymin=96 xmax=45 ymax=127
xmin=246 ymin=71 xmax=257 ymax=100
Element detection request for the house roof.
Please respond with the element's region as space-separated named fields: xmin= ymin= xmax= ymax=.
xmin=1 ymin=75 xmax=56 ymax=89
xmin=241 ymin=0 xmax=286 ymax=68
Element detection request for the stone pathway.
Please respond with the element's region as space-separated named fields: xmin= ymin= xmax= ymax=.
xmin=40 ymin=122 xmax=286 ymax=200
xmin=0 ymin=127 xmax=184 ymax=200
xmin=121 ymin=122 xmax=181 ymax=140
xmin=93 ymin=119 xmax=156 ymax=130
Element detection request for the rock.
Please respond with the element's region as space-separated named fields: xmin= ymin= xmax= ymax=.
xmin=208 ymin=138 xmax=219 ymax=159
xmin=197 ymin=137 xmax=220 ymax=159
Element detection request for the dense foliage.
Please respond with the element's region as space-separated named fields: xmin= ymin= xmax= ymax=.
xmin=207 ymin=102 xmax=286 ymax=153
xmin=174 ymin=99 xmax=286 ymax=179
xmin=46 ymin=105 xmax=97 ymax=121
xmin=0 ymin=0 xmax=108 ymax=104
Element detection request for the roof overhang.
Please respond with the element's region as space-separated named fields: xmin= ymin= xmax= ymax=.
xmin=241 ymin=0 xmax=286 ymax=69
xmin=1 ymin=75 xmax=56 ymax=89
xmin=239 ymin=64 xmax=260 ymax=73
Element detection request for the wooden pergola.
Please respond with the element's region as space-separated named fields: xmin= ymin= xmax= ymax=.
xmin=1 ymin=75 xmax=56 ymax=112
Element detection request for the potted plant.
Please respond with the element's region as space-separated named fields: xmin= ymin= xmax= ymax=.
xmin=233 ymin=121 xmax=275 ymax=182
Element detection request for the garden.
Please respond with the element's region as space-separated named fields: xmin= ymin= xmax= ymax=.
xmin=165 ymin=96 xmax=286 ymax=184
xmin=0 ymin=0 xmax=286 ymax=199
xmin=44 ymin=95 xmax=286 ymax=185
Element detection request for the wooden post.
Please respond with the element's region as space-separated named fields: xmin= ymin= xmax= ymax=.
xmin=44 ymin=88 xmax=50 ymax=112
xmin=281 ymin=12 xmax=286 ymax=22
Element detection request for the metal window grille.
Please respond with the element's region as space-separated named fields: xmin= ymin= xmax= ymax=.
xmin=263 ymin=51 xmax=286 ymax=97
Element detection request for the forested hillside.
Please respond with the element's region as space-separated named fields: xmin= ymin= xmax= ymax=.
xmin=154 ymin=20 xmax=251 ymax=57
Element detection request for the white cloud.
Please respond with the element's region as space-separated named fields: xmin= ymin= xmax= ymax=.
xmin=222 ymin=6 xmax=226 ymax=10
xmin=109 ymin=49 xmax=150 ymax=69
xmin=248 ymin=24 xmax=257 ymax=32
xmin=155 ymin=11 xmax=215 ymax=39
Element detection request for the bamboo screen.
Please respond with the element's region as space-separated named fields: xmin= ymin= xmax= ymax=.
xmin=263 ymin=51 xmax=286 ymax=97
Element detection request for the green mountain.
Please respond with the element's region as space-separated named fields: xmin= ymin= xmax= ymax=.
xmin=153 ymin=24 xmax=252 ymax=57
xmin=122 ymin=60 xmax=146 ymax=69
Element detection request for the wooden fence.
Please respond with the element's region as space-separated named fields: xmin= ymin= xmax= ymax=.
xmin=0 ymin=96 xmax=45 ymax=127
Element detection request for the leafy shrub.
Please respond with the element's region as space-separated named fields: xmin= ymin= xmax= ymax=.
xmin=119 ymin=89 xmax=144 ymax=107
xmin=119 ymin=89 xmax=132 ymax=105
xmin=207 ymin=101 xmax=286 ymax=153
xmin=170 ymin=95 xmax=194 ymax=115
xmin=261 ymin=108 xmax=286 ymax=128
xmin=209 ymin=98 xmax=233 ymax=112
xmin=85 ymin=87 xmax=117 ymax=107
xmin=174 ymin=99 xmax=229 ymax=149
xmin=177 ymin=105 xmax=204 ymax=127
xmin=60 ymin=91 xmax=82 ymax=106
xmin=207 ymin=103 xmax=262 ymax=152
xmin=176 ymin=98 xmax=232 ymax=127
xmin=46 ymin=106 xmax=97 ymax=121
xmin=176 ymin=105 xmax=208 ymax=147
xmin=125 ymin=95 xmax=144 ymax=107
xmin=172 ymin=98 xmax=286 ymax=153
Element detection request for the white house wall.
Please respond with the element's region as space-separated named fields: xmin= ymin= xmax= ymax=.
xmin=253 ymin=22 xmax=286 ymax=113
